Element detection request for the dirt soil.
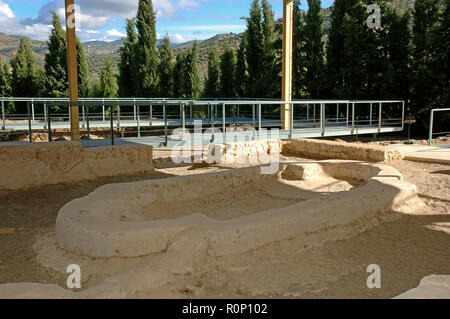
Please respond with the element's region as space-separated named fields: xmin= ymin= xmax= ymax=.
xmin=0 ymin=158 xmax=449 ymax=298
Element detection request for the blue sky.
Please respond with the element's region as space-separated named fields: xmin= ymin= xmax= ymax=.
xmin=0 ymin=0 xmax=334 ymax=43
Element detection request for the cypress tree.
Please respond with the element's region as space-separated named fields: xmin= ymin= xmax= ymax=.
xmin=234 ymin=35 xmax=248 ymax=97
xmin=135 ymin=0 xmax=158 ymax=97
xmin=292 ymin=2 xmax=306 ymax=98
xmin=157 ymin=36 xmax=174 ymax=97
xmin=261 ymin=0 xmax=276 ymax=66
xmin=173 ymin=51 xmax=187 ymax=98
xmin=245 ymin=0 xmax=265 ymax=97
xmin=76 ymin=38 xmax=89 ymax=97
xmin=99 ymin=58 xmax=118 ymax=98
xmin=204 ymin=44 xmax=221 ymax=98
xmin=325 ymin=0 xmax=357 ymax=98
xmin=0 ymin=58 xmax=13 ymax=112
xmin=304 ymin=0 xmax=325 ymax=98
xmin=220 ymin=42 xmax=236 ymax=98
xmin=185 ymin=41 xmax=200 ymax=98
xmin=44 ymin=11 xmax=67 ymax=97
xmin=11 ymin=38 xmax=40 ymax=113
xmin=410 ymin=0 xmax=442 ymax=119
xmin=118 ymin=18 xmax=137 ymax=97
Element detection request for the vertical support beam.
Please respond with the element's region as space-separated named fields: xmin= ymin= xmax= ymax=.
xmin=65 ymin=0 xmax=80 ymax=141
xmin=281 ymin=0 xmax=294 ymax=130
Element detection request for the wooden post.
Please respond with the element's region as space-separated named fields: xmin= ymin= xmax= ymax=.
xmin=65 ymin=0 xmax=80 ymax=141
xmin=281 ymin=0 xmax=295 ymax=130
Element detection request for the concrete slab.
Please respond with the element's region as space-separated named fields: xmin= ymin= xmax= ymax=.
xmin=392 ymin=144 xmax=450 ymax=165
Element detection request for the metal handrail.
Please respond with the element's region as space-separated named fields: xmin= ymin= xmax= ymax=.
xmin=429 ymin=108 xmax=450 ymax=146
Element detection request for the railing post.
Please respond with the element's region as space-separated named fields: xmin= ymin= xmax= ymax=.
xmin=189 ymin=102 xmax=193 ymax=120
xmin=134 ymin=98 xmax=137 ymax=121
xmin=306 ymin=104 xmax=309 ymax=123
xmin=150 ymin=104 xmax=153 ymax=126
xmin=137 ymin=104 xmax=141 ymax=138
xmin=210 ymin=103 xmax=215 ymax=143
xmin=369 ymin=102 xmax=373 ymax=126
xmin=182 ymin=103 xmax=186 ymax=134
xmin=86 ymin=103 xmax=90 ymax=140
xmin=322 ymin=103 xmax=325 ymax=136
xmin=378 ymin=102 xmax=382 ymax=133
xmin=81 ymin=103 xmax=86 ymax=128
xmin=313 ymin=104 xmax=316 ymax=128
xmin=401 ymin=101 xmax=405 ymax=130
xmin=31 ymin=98 xmax=35 ymax=122
xmin=117 ymin=105 xmax=121 ymax=128
xmin=258 ymin=104 xmax=262 ymax=131
xmin=336 ymin=103 xmax=339 ymax=123
xmin=222 ymin=103 xmax=226 ymax=133
xmin=429 ymin=109 xmax=434 ymax=146
xmin=102 ymin=98 xmax=105 ymax=122
xmin=47 ymin=103 xmax=52 ymax=142
xmin=352 ymin=103 xmax=355 ymax=134
xmin=43 ymin=102 xmax=48 ymax=130
xmin=1 ymin=100 xmax=5 ymax=130
xmin=346 ymin=102 xmax=349 ymax=126
xmin=252 ymin=104 xmax=256 ymax=128
xmin=289 ymin=103 xmax=293 ymax=139
xmin=27 ymin=102 xmax=32 ymax=143
xmin=110 ymin=104 xmax=114 ymax=146
xmin=163 ymin=102 xmax=168 ymax=147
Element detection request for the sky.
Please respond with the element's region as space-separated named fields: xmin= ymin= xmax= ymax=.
xmin=0 ymin=0 xmax=334 ymax=44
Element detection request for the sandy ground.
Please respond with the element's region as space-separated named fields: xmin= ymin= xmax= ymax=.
xmin=0 ymin=157 xmax=449 ymax=298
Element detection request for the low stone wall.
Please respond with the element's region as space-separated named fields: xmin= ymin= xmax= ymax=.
xmin=0 ymin=141 xmax=153 ymax=190
xmin=282 ymin=139 xmax=404 ymax=162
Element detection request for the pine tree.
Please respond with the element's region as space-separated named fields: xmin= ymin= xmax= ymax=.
xmin=118 ymin=18 xmax=137 ymax=97
xmin=245 ymin=0 xmax=265 ymax=97
xmin=304 ymin=0 xmax=325 ymax=98
xmin=204 ymin=44 xmax=221 ymax=98
xmin=11 ymin=38 xmax=40 ymax=113
xmin=135 ymin=0 xmax=158 ymax=97
xmin=76 ymin=38 xmax=89 ymax=97
xmin=44 ymin=11 xmax=67 ymax=97
xmin=234 ymin=35 xmax=248 ymax=97
xmin=157 ymin=36 xmax=174 ymax=97
xmin=99 ymin=58 xmax=118 ymax=98
xmin=220 ymin=42 xmax=236 ymax=98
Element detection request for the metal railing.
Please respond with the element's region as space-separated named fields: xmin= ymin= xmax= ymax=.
xmin=0 ymin=97 xmax=405 ymax=146
xmin=429 ymin=108 xmax=450 ymax=146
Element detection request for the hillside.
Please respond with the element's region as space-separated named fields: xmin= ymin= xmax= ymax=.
xmin=0 ymin=0 xmax=415 ymax=78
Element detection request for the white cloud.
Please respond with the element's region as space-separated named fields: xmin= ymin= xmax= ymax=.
xmin=0 ymin=1 xmax=14 ymax=19
xmin=106 ymin=29 xmax=126 ymax=38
